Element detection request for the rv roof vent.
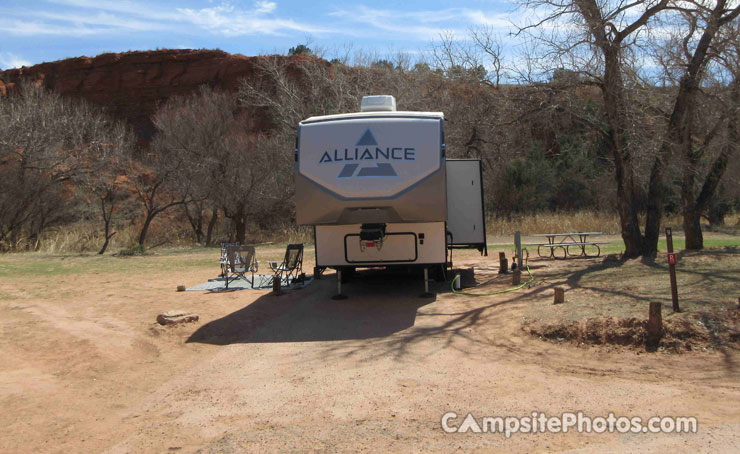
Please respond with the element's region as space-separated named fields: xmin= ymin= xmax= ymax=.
xmin=361 ymin=95 xmax=396 ymax=112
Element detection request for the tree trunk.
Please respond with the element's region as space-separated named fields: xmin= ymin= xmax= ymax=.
xmin=205 ymin=208 xmax=218 ymax=246
xmin=683 ymin=208 xmax=703 ymax=250
xmin=183 ymin=202 xmax=204 ymax=244
xmin=685 ymin=75 xmax=740 ymax=248
xmin=138 ymin=213 xmax=155 ymax=246
xmin=235 ymin=217 xmax=247 ymax=244
xmin=602 ymin=45 xmax=642 ymax=258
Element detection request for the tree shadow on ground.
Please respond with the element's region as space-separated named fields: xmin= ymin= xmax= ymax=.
xmin=187 ymin=268 xmax=436 ymax=345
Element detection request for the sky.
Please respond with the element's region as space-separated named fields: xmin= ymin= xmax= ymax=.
xmin=0 ymin=0 xmax=520 ymax=70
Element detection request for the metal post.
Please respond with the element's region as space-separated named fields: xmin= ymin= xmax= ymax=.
xmin=665 ymin=228 xmax=680 ymax=312
xmin=515 ymin=231 xmax=523 ymax=270
xmin=420 ymin=267 xmax=434 ymax=298
xmin=332 ymin=268 xmax=347 ymax=300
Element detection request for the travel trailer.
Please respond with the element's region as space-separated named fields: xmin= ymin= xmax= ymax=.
xmin=295 ymin=95 xmax=486 ymax=294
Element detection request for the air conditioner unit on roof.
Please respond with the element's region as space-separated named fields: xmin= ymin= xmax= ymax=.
xmin=360 ymin=95 xmax=396 ymax=112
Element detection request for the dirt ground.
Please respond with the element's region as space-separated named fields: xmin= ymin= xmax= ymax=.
xmin=1 ymin=245 xmax=740 ymax=453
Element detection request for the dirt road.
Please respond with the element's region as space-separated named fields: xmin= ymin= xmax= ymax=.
xmin=1 ymin=250 xmax=739 ymax=453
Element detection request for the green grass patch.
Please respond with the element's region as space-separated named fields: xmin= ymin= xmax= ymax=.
xmin=0 ymin=244 xmax=318 ymax=278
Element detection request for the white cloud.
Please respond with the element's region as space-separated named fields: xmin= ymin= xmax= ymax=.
xmin=0 ymin=52 xmax=31 ymax=69
xmin=177 ymin=4 xmax=327 ymax=36
xmin=2 ymin=0 xmax=322 ymax=37
xmin=329 ymin=6 xmax=513 ymax=41
xmin=0 ymin=18 xmax=107 ymax=36
xmin=255 ymin=1 xmax=277 ymax=14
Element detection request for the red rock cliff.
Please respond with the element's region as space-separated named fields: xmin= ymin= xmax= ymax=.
xmin=0 ymin=49 xmax=307 ymax=141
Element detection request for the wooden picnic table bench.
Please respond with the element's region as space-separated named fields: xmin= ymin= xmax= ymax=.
xmin=526 ymin=232 xmax=607 ymax=259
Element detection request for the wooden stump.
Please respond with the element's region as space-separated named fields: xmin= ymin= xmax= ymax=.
xmin=553 ymin=287 xmax=565 ymax=304
xmin=498 ymin=252 xmax=508 ymax=274
xmin=647 ymin=302 xmax=663 ymax=346
xmin=512 ymin=269 xmax=521 ymax=285
xmin=272 ymin=277 xmax=282 ymax=296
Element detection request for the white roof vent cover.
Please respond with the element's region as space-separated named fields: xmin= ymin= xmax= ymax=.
xmin=360 ymin=95 xmax=396 ymax=112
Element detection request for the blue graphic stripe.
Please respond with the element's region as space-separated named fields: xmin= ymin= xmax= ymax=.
xmin=356 ymin=163 xmax=397 ymax=177
xmin=337 ymin=163 xmax=359 ymax=178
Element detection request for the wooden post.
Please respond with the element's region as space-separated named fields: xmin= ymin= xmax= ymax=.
xmin=665 ymin=228 xmax=680 ymax=312
xmin=647 ymin=301 xmax=663 ymax=343
xmin=553 ymin=287 xmax=565 ymax=304
xmin=515 ymin=231 xmax=523 ymax=270
xmin=498 ymin=252 xmax=508 ymax=274
xmin=272 ymin=276 xmax=282 ymax=296
xmin=512 ymin=269 xmax=521 ymax=285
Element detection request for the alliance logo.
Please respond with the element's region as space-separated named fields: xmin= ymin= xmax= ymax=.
xmin=317 ymin=129 xmax=416 ymax=179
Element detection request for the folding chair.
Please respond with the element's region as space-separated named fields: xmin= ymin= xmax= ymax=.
xmin=220 ymin=242 xmax=240 ymax=279
xmin=269 ymin=243 xmax=304 ymax=285
xmin=225 ymin=245 xmax=258 ymax=289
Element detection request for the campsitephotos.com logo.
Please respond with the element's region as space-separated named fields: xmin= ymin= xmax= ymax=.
xmin=318 ymin=129 xmax=416 ymax=179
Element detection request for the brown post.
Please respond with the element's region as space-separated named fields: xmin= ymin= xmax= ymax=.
xmin=499 ymin=252 xmax=508 ymax=274
xmin=512 ymin=269 xmax=521 ymax=285
xmin=554 ymin=287 xmax=565 ymax=304
xmin=272 ymin=276 xmax=282 ymax=296
xmin=647 ymin=302 xmax=663 ymax=344
xmin=665 ymin=228 xmax=680 ymax=312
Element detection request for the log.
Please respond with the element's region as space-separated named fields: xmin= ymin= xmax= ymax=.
xmin=499 ymin=252 xmax=508 ymax=274
xmin=157 ymin=311 xmax=199 ymax=325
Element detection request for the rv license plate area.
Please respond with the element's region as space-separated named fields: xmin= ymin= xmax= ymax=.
xmin=344 ymin=232 xmax=418 ymax=263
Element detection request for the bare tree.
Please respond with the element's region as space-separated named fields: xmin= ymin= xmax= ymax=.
xmin=154 ymin=86 xmax=291 ymax=244
xmin=643 ymin=0 xmax=740 ymax=252
xmin=515 ymin=0 xmax=740 ymax=257
xmin=676 ymin=19 xmax=740 ymax=248
xmin=0 ymin=82 xmax=130 ymax=251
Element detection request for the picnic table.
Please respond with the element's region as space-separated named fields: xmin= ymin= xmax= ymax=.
xmin=527 ymin=232 xmax=608 ymax=259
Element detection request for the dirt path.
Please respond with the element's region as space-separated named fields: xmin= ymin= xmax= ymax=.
xmin=1 ymin=251 xmax=739 ymax=453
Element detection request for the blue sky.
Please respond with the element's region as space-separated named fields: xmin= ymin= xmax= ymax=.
xmin=0 ymin=0 xmax=520 ymax=69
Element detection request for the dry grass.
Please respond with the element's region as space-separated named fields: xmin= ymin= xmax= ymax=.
xmin=7 ymin=211 xmax=738 ymax=254
xmin=521 ymin=247 xmax=740 ymax=352
xmin=485 ymin=211 xmax=700 ymax=236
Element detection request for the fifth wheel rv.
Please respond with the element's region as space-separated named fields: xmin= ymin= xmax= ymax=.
xmin=295 ymin=95 xmax=486 ymax=293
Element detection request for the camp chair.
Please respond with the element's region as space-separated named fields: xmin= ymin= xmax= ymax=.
xmin=220 ymin=242 xmax=240 ymax=279
xmin=269 ymin=243 xmax=304 ymax=285
xmin=225 ymin=245 xmax=258 ymax=289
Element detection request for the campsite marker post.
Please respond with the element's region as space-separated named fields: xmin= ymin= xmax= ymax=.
xmin=665 ymin=227 xmax=680 ymax=313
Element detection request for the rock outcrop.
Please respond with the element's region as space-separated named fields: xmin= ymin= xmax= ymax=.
xmin=0 ymin=49 xmax=308 ymax=141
